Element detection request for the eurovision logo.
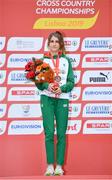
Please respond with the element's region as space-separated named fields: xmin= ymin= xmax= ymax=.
xmin=7 ymin=54 xmax=43 ymax=68
xmin=8 ymin=120 xmax=43 ymax=135
xmin=82 ymin=87 xmax=112 ymax=101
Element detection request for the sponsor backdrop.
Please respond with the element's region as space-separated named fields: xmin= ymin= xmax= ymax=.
xmin=0 ymin=0 xmax=112 ymax=177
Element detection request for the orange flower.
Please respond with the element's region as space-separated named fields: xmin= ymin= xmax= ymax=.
xmin=42 ymin=62 xmax=49 ymax=69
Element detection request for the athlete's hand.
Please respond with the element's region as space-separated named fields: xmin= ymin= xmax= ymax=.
xmin=48 ymin=83 xmax=61 ymax=95
xmin=48 ymin=83 xmax=54 ymax=92
xmin=53 ymin=87 xmax=62 ymax=95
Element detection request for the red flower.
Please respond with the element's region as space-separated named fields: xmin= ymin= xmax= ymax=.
xmin=26 ymin=71 xmax=35 ymax=79
xmin=25 ymin=61 xmax=34 ymax=71
xmin=35 ymin=59 xmax=43 ymax=65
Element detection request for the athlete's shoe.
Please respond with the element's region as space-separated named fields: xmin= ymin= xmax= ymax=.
xmin=45 ymin=165 xmax=54 ymax=176
xmin=54 ymin=165 xmax=64 ymax=176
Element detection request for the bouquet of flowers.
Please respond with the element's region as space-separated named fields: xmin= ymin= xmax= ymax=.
xmin=25 ymin=57 xmax=54 ymax=83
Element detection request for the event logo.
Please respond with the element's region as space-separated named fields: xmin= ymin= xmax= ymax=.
xmin=34 ymin=0 xmax=99 ymax=30
xmin=44 ymin=38 xmax=80 ymax=51
xmin=7 ymin=37 xmax=43 ymax=51
xmin=69 ymin=87 xmax=81 ymax=101
xmin=7 ymin=54 xmax=43 ymax=68
xmin=0 ymin=87 xmax=6 ymax=101
xmin=82 ymin=54 xmax=112 ymax=68
xmin=82 ymin=70 xmax=112 ymax=84
xmin=66 ymin=120 xmax=82 ymax=134
xmin=69 ymin=104 xmax=81 ymax=118
xmin=0 ymin=54 xmax=6 ymax=68
xmin=8 ymin=70 xmax=32 ymax=84
xmin=83 ymin=120 xmax=112 ymax=134
xmin=0 ymin=37 xmax=6 ymax=51
xmin=8 ymin=104 xmax=42 ymax=118
xmin=8 ymin=87 xmax=40 ymax=101
xmin=81 ymin=37 xmax=112 ymax=51
xmin=83 ymin=103 xmax=112 ymax=117
xmin=82 ymin=87 xmax=112 ymax=101
xmin=33 ymin=13 xmax=99 ymax=30
xmin=67 ymin=54 xmax=80 ymax=68
xmin=73 ymin=71 xmax=81 ymax=84
xmin=0 ymin=104 xmax=7 ymax=118
xmin=0 ymin=70 xmax=6 ymax=84
xmin=0 ymin=121 xmax=7 ymax=135
xmin=8 ymin=120 xmax=43 ymax=135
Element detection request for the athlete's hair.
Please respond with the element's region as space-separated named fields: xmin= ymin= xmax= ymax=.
xmin=47 ymin=31 xmax=65 ymax=53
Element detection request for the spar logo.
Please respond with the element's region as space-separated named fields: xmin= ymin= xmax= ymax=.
xmin=8 ymin=120 xmax=43 ymax=135
xmin=82 ymin=70 xmax=112 ymax=84
xmin=7 ymin=54 xmax=43 ymax=68
xmin=83 ymin=103 xmax=112 ymax=117
xmin=8 ymin=87 xmax=40 ymax=101
xmin=0 ymin=121 xmax=7 ymax=135
xmin=7 ymin=37 xmax=43 ymax=51
xmin=8 ymin=104 xmax=42 ymax=118
xmin=44 ymin=37 xmax=80 ymax=51
xmin=82 ymin=54 xmax=112 ymax=68
xmin=0 ymin=37 xmax=6 ymax=51
xmin=8 ymin=70 xmax=31 ymax=84
xmin=82 ymin=87 xmax=112 ymax=101
xmin=82 ymin=37 xmax=112 ymax=51
xmin=83 ymin=120 xmax=112 ymax=134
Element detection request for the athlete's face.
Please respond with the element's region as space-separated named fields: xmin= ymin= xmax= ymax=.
xmin=48 ymin=36 xmax=60 ymax=55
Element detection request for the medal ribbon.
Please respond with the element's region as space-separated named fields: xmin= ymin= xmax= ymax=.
xmin=51 ymin=55 xmax=60 ymax=98
xmin=51 ymin=55 xmax=60 ymax=76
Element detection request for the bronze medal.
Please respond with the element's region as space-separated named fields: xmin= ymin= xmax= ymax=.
xmin=54 ymin=75 xmax=61 ymax=82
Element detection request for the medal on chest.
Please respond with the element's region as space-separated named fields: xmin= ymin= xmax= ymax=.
xmin=51 ymin=55 xmax=61 ymax=83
